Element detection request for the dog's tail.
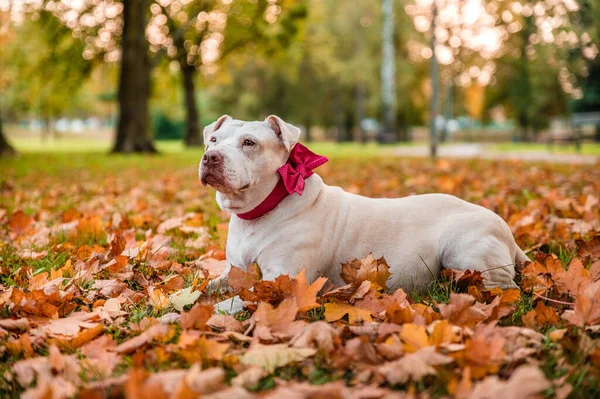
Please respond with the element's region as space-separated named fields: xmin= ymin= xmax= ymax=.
xmin=515 ymin=245 xmax=530 ymax=264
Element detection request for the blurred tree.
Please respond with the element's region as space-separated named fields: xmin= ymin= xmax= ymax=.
xmin=113 ymin=0 xmax=156 ymax=153
xmin=2 ymin=9 xmax=93 ymax=139
xmin=407 ymin=0 xmax=598 ymax=142
xmin=0 ymin=119 xmax=16 ymax=157
xmin=0 ymin=10 xmax=17 ymax=156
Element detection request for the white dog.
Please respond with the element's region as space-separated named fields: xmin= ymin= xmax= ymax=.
xmin=199 ymin=115 xmax=527 ymax=292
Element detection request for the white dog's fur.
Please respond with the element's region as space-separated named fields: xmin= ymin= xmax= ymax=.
xmin=200 ymin=115 xmax=527 ymax=291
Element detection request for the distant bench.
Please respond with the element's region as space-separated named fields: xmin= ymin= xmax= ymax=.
xmin=547 ymin=112 xmax=600 ymax=153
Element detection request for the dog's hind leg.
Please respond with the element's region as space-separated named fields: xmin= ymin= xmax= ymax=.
xmin=442 ymin=235 xmax=518 ymax=289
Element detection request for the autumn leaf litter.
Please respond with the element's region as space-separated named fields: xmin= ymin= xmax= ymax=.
xmin=0 ymin=157 xmax=599 ymax=398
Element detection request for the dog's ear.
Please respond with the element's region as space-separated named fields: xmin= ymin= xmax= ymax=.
xmin=203 ymin=115 xmax=231 ymax=146
xmin=266 ymin=115 xmax=300 ymax=151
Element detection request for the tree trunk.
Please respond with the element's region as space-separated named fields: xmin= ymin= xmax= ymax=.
xmin=181 ymin=63 xmax=203 ymax=147
xmin=0 ymin=119 xmax=16 ymax=156
xmin=380 ymin=0 xmax=396 ymax=140
xmin=112 ymin=0 xmax=156 ymax=153
xmin=304 ymin=117 xmax=312 ymax=142
xmin=429 ymin=4 xmax=439 ymax=157
xmin=397 ymin=112 xmax=410 ymax=142
xmin=335 ymin=89 xmax=345 ymax=143
xmin=344 ymin=112 xmax=354 ymax=142
xmin=517 ymin=16 xmax=533 ymax=143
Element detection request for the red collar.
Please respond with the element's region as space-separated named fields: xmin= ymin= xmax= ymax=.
xmin=236 ymin=143 xmax=328 ymax=220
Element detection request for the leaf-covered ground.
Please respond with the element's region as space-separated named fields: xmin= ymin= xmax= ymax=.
xmin=0 ymin=151 xmax=599 ymax=399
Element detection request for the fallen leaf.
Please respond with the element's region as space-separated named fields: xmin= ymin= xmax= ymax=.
xmin=379 ymin=346 xmax=453 ymax=384
xmin=228 ymin=264 xmax=261 ymax=292
xmin=324 ymin=301 xmax=373 ymax=324
xmin=341 ymin=253 xmax=391 ymax=288
xmin=240 ymin=344 xmax=316 ymax=373
xmin=169 ymin=287 xmax=201 ymax=312
xmin=400 ymin=323 xmax=430 ymax=353
xmin=522 ymin=301 xmax=561 ymax=329
xmin=181 ymin=304 xmax=213 ymax=330
xmin=565 ymin=280 xmax=600 ymax=326
xmin=115 ymin=324 xmax=169 ymax=354
xmin=290 ymin=321 xmax=338 ymax=352
xmin=469 ymin=365 xmax=550 ymax=399
xmin=206 ymin=314 xmax=244 ymax=333
xmin=438 ymin=293 xmax=491 ymax=327
xmin=8 ymin=210 xmax=34 ymax=236
xmin=148 ymin=286 xmax=169 ymax=310
xmin=291 ymin=269 xmax=327 ymax=312
xmin=251 ymin=298 xmax=305 ymax=341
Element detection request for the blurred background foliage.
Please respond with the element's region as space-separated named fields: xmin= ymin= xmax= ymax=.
xmin=0 ymin=0 xmax=599 ymax=154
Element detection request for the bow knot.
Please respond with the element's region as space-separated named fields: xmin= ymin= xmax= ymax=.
xmin=278 ymin=143 xmax=328 ymax=195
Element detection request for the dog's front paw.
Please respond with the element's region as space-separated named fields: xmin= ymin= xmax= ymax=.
xmin=214 ymin=295 xmax=245 ymax=314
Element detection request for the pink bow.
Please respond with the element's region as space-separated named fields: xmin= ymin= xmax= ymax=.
xmin=278 ymin=143 xmax=328 ymax=195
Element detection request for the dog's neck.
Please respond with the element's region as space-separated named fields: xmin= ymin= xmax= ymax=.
xmin=216 ymin=143 xmax=328 ymax=220
xmin=215 ymin=173 xmax=280 ymax=214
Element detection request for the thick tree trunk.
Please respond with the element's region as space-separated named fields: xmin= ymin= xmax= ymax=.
xmin=304 ymin=117 xmax=312 ymax=142
xmin=181 ymin=63 xmax=203 ymax=147
xmin=112 ymin=0 xmax=156 ymax=153
xmin=0 ymin=119 xmax=16 ymax=156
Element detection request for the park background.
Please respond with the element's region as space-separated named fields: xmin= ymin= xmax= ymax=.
xmin=1 ymin=0 xmax=599 ymax=157
xmin=1 ymin=1 xmax=600 ymax=399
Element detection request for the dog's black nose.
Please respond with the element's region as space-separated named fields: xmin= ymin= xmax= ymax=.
xmin=202 ymin=151 xmax=223 ymax=166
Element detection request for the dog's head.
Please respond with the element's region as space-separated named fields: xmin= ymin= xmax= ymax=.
xmin=199 ymin=115 xmax=301 ymax=213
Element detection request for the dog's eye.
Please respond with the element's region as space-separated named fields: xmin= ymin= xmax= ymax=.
xmin=243 ymin=139 xmax=255 ymax=146
xmin=209 ymin=137 xmax=217 ymax=143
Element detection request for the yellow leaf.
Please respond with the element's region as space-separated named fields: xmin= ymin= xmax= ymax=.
xmin=400 ymin=323 xmax=429 ymax=353
xmin=148 ymin=286 xmax=169 ymax=310
xmin=324 ymin=301 xmax=372 ymax=324
xmin=428 ymin=320 xmax=455 ymax=346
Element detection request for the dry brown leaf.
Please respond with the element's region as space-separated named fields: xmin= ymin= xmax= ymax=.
xmin=206 ymin=314 xmax=244 ymax=333
xmin=251 ymin=298 xmax=305 ymax=341
xmin=290 ymin=321 xmax=338 ymax=352
xmin=469 ymin=365 xmax=550 ymax=399
xmin=565 ymin=280 xmax=600 ymax=327
xmin=341 ymin=253 xmax=392 ymax=289
xmin=438 ymin=293 xmax=491 ymax=327
xmin=115 ymin=323 xmax=169 ymax=354
xmin=522 ymin=301 xmax=561 ymax=329
xmin=0 ymin=317 xmax=30 ymax=331
xmin=181 ymin=303 xmax=214 ymax=331
xmin=379 ymin=346 xmax=453 ymax=384
xmin=8 ymin=210 xmax=34 ymax=236
xmin=228 ymin=264 xmax=261 ymax=292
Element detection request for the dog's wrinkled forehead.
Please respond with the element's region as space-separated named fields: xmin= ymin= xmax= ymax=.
xmin=204 ymin=115 xmax=301 ymax=152
xmin=213 ymin=120 xmax=277 ymax=143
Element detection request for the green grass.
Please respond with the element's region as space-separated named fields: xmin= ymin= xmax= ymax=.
xmin=1 ymin=138 xmax=391 ymax=181
xmin=7 ymin=136 xmax=387 ymax=156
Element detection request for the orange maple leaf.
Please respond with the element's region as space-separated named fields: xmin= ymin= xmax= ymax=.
xmin=291 ymin=269 xmax=327 ymax=313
